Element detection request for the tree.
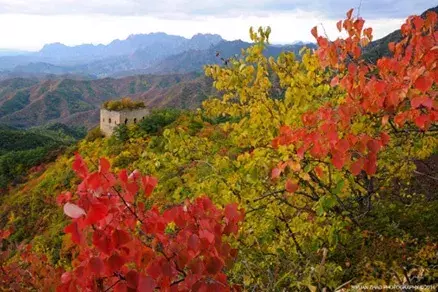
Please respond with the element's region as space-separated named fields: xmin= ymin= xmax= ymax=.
xmin=57 ymin=154 xmax=244 ymax=291
xmin=0 ymin=8 xmax=436 ymax=292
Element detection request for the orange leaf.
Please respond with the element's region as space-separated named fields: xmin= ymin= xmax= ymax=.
xmin=354 ymin=19 xmax=365 ymax=33
xmin=336 ymin=20 xmax=342 ymax=32
xmin=311 ymin=26 xmax=318 ymax=39
xmin=380 ymin=132 xmax=390 ymax=146
xmin=388 ymin=42 xmax=395 ymax=52
xmin=330 ymin=76 xmax=339 ymax=87
xmin=285 ymin=179 xmax=299 ymax=193
xmin=346 ymin=8 xmax=354 ymax=19
xmin=315 ymin=166 xmax=324 ymax=178
xmin=363 ymin=27 xmax=373 ymax=39
xmin=414 ymin=76 xmax=433 ymax=92
xmin=271 ymin=167 xmax=281 ymax=180
xmin=317 ymin=37 xmax=329 ymax=48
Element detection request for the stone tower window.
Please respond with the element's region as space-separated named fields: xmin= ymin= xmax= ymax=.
xmin=109 ymin=118 xmax=112 ymax=124
xmin=125 ymin=118 xmax=128 ymax=124
xmin=134 ymin=118 xmax=137 ymax=124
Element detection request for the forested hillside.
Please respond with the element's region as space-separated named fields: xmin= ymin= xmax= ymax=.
xmin=0 ymin=73 xmax=215 ymax=128
xmin=0 ymin=123 xmax=86 ymax=191
xmin=0 ymin=8 xmax=437 ymax=292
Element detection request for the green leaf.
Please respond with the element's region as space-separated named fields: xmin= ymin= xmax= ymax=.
xmin=332 ymin=179 xmax=344 ymax=195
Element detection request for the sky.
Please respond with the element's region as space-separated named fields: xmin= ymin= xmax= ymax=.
xmin=0 ymin=0 xmax=434 ymax=51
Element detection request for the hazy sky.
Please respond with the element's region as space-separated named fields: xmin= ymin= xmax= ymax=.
xmin=0 ymin=0 xmax=433 ymax=50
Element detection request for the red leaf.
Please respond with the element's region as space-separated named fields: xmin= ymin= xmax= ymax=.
xmin=112 ymin=229 xmax=131 ymax=248
xmin=87 ymin=172 xmax=101 ymax=190
xmin=285 ymin=179 xmax=298 ymax=193
xmin=350 ymin=158 xmax=364 ymax=176
xmin=364 ymin=27 xmax=373 ymax=39
xmin=61 ymin=272 xmax=72 ymax=284
xmin=93 ymin=231 xmax=114 ymax=255
xmin=86 ymin=202 xmax=108 ymax=224
xmin=176 ymin=249 xmax=190 ymax=270
xmin=367 ymin=139 xmax=381 ymax=153
xmin=336 ymin=20 xmax=342 ymax=32
xmin=126 ymin=270 xmax=139 ymax=289
xmin=414 ymin=115 xmax=430 ymax=130
xmin=315 ymin=166 xmax=324 ymax=178
xmin=126 ymin=182 xmax=139 ymax=195
xmin=108 ymin=253 xmax=125 ymax=272
xmin=332 ymin=151 xmax=345 ymax=170
xmin=411 ymin=96 xmax=433 ymax=109
xmin=354 ymin=19 xmax=364 ymax=32
xmin=161 ymin=261 xmax=173 ymax=276
xmin=224 ymin=203 xmax=241 ymax=222
xmin=380 ymin=132 xmax=390 ymax=146
xmin=113 ymin=282 xmax=127 ymax=292
xmin=330 ymin=76 xmax=339 ymax=87
xmin=142 ymin=176 xmax=158 ymax=197
xmin=311 ymin=26 xmax=318 ymax=39
xmin=138 ymin=275 xmax=155 ymax=292
xmin=374 ymin=81 xmax=386 ymax=94
xmin=89 ymin=257 xmax=104 ymax=276
xmin=336 ymin=139 xmax=350 ymax=153
xmin=388 ymin=42 xmax=395 ymax=53
xmin=271 ymin=167 xmax=281 ymax=180
xmin=199 ymin=229 xmax=215 ymax=244
xmin=63 ymin=202 xmax=86 ymax=219
xmin=412 ymin=16 xmax=424 ymax=30
xmin=72 ymin=154 xmax=88 ymax=178
xmin=414 ymin=76 xmax=433 ymax=92
xmin=317 ymin=37 xmax=329 ymax=48
xmin=118 ymin=169 xmax=128 ymax=183
xmin=205 ymin=256 xmax=224 ymax=275
xmin=364 ymin=153 xmax=377 ymax=175
xmin=146 ymin=260 xmax=162 ymax=279
xmin=188 ymin=234 xmax=201 ymax=251
xmin=64 ymin=222 xmax=81 ymax=244
xmin=346 ymin=8 xmax=353 ymax=19
xmin=99 ymin=157 xmax=111 ymax=173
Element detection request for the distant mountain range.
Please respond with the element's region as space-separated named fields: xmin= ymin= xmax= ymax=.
xmin=0 ymin=33 xmax=315 ymax=79
xmin=0 ymin=33 xmax=317 ymax=129
xmin=0 ymin=5 xmax=436 ymax=130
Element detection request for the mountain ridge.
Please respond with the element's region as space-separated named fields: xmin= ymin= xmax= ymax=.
xmin=0 ymin=72 xmax=215 ymax=129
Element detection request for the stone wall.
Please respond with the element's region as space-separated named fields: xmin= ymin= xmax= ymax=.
xmin=100 ymin=108 xmax=149 ymax=136
xmin=119 ymin=108 xmax=150 ymax=127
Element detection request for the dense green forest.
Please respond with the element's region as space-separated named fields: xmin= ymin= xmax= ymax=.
xmin=0 ymin=123 xmax=86 ymax=190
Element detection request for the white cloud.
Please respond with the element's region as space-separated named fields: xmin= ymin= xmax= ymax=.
xmin=0 ymin=0 xmax=433 ymax=18
xmin=0 ymin=11 xmax=406 ymax=51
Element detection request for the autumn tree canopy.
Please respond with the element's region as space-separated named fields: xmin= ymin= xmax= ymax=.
xmin=0 ymin=8 xmax=437 ymax=292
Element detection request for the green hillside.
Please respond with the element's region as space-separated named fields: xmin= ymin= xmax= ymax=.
xmin=0 ymin=123 xmax=86 ymax=191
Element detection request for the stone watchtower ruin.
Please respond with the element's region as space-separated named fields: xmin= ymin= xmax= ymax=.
xmin=100 ymin=99 xmax=149 ymax=136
